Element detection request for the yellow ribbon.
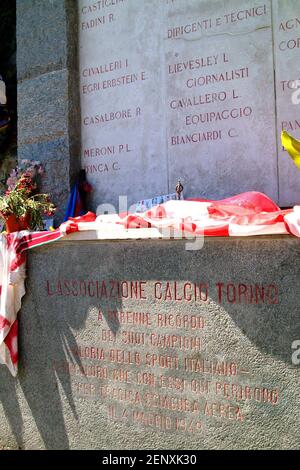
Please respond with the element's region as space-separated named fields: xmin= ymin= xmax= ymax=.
xmin=281 ymin=130 xmax=300 ymax=170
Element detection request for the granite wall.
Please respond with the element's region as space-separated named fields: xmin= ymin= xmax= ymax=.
xmin=17 ymin=0 xmax=81 ymax=223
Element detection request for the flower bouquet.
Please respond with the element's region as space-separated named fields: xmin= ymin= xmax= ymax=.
xmin=0 ymin=160 xmax=56 ymax=233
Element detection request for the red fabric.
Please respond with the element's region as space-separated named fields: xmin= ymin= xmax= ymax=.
xmin=115 ymin=192 xmax=286 ymax=237
xmin=61 ymin=211 xmax=97 ymax=234
xmin=4 ymin=319 xmax=18 ymax=364
xmin=208 ymin=191 xmax=280 ymax=218
xmin=203 ymin=224 xmax=230 ymax=237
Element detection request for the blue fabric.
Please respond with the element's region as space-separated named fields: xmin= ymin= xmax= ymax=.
xmin=64 ymin=182 xmax=80 ymax=222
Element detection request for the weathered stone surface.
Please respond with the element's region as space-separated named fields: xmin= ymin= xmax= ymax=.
xmin=17 ymin=71 xmax=74 ymax=223
xmin=17 ymin=0 xmax=68 ymax=81
xmin=0 ymin=237 xmax=299 ymax=450
xmin=273 ymin=0 xmax=300 ymax=206
xmin=17 ymin=0 xmax=81 ymax=224
xmin=18 ymin=71 xmax=69 ymax=146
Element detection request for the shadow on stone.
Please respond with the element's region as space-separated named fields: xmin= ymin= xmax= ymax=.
xmin=14 ymin=243 xmax=122 ymax=450
xmin=0 ymin=370 xmax=24 ymax=449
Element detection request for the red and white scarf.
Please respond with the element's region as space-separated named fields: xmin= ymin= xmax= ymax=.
xmin=1 ymin=192 xmax=300 ymax=376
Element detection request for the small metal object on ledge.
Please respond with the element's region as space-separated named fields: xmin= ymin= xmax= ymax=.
xmin=175 ymin=179 xmax=184 ymax=200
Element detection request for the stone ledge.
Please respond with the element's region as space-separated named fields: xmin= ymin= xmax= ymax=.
xmin=53 ymin=231 xmax=297 ymax=243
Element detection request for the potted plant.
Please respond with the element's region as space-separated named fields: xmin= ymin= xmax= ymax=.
xmin=0 ymin=160 xmax=56 ymax=232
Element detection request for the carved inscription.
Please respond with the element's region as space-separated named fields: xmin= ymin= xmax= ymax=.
xmin=49 ymin=278 xmax=281 ymax=434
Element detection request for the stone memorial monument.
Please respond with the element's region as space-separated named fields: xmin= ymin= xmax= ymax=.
xmin=0 ymin=0 xmax=299 ymax=451
xmin=0 ymin=237 xmax=300 ymax=449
